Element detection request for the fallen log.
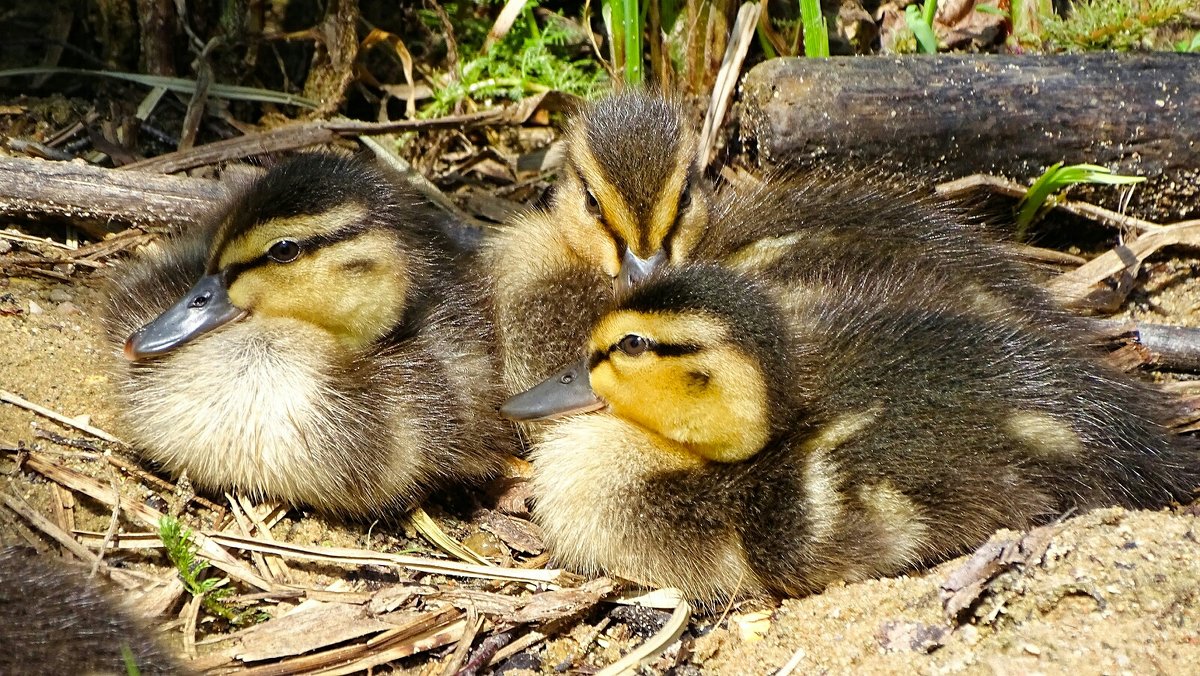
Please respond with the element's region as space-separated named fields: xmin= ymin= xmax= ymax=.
xmin=0 ymin=156 xmax=224 ymax=237
xmin=739 ymin=54 xmax=1200 ymax=222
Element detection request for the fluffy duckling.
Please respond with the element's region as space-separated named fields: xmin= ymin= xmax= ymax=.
xmin=502 ymin=265 xmax=1199 ymax=602
xmin=488 ymin=93 xmax=715 ymax=393
xmin=103 ymin=153 xmax=512 ymax=516
xmin=489 ymin=92 xmax=1064 ymax=396
xmin=0 ymin=547 xmax=184 ymax=674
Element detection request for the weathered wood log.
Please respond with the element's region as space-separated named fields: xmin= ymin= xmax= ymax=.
xmin=0 ymin=156 xmax=225 ymax=237
xmin=739 ymin=54 xmax=1200 ymax=222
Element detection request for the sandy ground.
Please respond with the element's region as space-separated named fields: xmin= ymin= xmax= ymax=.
xmin=1 ymin=250 xmax=1199 ymax=674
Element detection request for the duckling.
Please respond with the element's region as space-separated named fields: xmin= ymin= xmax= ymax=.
xmin=488 ymin=93 xmax=714 ymax=394
xmin=0 ymin=546 xmax=184 ymax=674
xmin=103 ymin=153 xmax=512 ymax=516
xmin=502 ymin=265 xmax=1199 ymax=602
xmin=489 ymin=91 xmax=1066 ymax=397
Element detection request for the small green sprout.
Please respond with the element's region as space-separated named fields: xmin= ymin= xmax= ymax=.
xmin=159 ymin=516 xmax=254 ymax=625
xmin=905 ymin=0 xmax=940 ymax=54
xmin=1176 ymin=32 xmax=1200 ymax=53
xmin=1016 ymin=162 xmax=1147 ymax=237
xmin=121 ymin=645 xmax=141 ymax=676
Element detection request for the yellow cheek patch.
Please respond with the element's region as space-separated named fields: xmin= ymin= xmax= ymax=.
xmin=590 ymin=338 xmax=770 ymax=464
xmin=226 ymin=230 xmax=408 ymax=348
xmin=216 ymin=202 xmax=368 ymax=270
xmin=568 ymin=138 xmax=639 ymax=246
xmin=553 ymin=184 xmax=623 ymax=277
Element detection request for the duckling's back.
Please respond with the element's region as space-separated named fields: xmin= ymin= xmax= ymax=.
xmin=0 ymin=547 xmax=183 ymax=674
xmin=705 ymin=171 xmax=1064 ymax=326
xmin=757 ymin=278 xmax=1200 ymax=581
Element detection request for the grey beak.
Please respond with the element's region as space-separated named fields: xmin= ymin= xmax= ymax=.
xmin=124 ymin=273 xmax=246 ymax=360
xmin=500 ymin=358 xmax=605 ymax=422
xmin=616 ymin=248 xmax=667 ymax=295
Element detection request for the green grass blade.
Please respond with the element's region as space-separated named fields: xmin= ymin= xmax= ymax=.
xmin=622 ymin=0 xmax=643 ymax=86
xmin=921 ymin=0 xmax=938 ymax=26
xmin=799 ymin=0 xmax=830 ymax=58
xmin=0 ymin=67 xmax=317 ymax=108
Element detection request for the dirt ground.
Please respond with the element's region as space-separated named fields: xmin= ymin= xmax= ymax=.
xmin=2 ymin=249 xmax=1200 ymax=674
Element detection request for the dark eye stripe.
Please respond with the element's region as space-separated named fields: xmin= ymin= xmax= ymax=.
xmin=216 ymin=225 xmax=364 ymax=283
xmin=652 ymin=342 xmax=701 ymax=357
xmin=587 ymin=341 xmax=701 ymax=369
xmin=661 ymin=166 xmax=699 ymax=256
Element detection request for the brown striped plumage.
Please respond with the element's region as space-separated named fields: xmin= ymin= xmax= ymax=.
xmin=0 ymin=546 xmax=185 ymax=674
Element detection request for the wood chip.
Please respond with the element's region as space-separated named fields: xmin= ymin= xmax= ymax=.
xmin=0 ymin=389 xmax=122 ymax=444
xmin=940 ymin=523 xmax=1058 ymax=620
xmin=1048 ymin=220 xmax=1200 ymax=304
xmin=506 ymin=578 xmax=614 ymax=626
xmin=221 ymin=601 xmax=404 ymax=662
xmin=481 ymin=511 xmax=545 ymax=555
xmin=18 ymin=451 xmax=272 ymax=591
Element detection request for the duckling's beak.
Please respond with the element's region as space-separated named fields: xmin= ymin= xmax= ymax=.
xmin=500 ymin=358 xmax=604 ymax=422
xmin=616 ymin=248 xmax=666 ymax=294
xmin=124 ymin=273 xmax=247 ymax=361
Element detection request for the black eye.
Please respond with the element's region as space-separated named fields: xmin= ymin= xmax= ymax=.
xmin=268 ymin=239 xmax=301 ymax=263
xmin=584 ymin=188 xmax=601 ymax=217
xmin=617 ymin=334 xmax=651 ymax=356
xmin=678 ymin=179 xmax=693 ymax=212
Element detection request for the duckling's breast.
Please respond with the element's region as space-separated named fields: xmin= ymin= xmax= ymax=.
xmin=116 ymin=315 xmax=427 ymax=513
xmin=530 ymin=414 xmax=764 ymax=600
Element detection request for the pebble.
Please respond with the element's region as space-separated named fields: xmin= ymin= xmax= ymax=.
xmin=28 ymin=300 xmax=44 ymax=315
xmin=0 ymin=239 xmax=10 ymax=254
xmin=48 ymin=288 xmax=73 ymax=303
xmin=55 ymin=301 xmax=80 ymax=315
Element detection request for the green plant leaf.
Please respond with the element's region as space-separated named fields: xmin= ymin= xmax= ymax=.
xmin=1016 ymin=162 xmax=1147 ymax=236
xmin=921 ymin=0 xmax=939 ymax=26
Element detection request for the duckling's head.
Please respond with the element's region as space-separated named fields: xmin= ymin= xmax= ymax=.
xmin=502 ymin=266 xmax=803 ymax=462
xmin=553 ymin=93 xmax=711 ymax=291
xmin=125 ymin=153 xmax=442 ymax=360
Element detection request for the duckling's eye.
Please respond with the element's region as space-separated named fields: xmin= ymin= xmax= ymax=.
xmin=617 ymin=334 xmax=651 ymax=357
xmin=678 ymin=178 xmax=693 ymax=212
xmin=268 ymin=239 xmax=301 ymax=263
xmin=584 ymin=188 xmax=602 ymax=217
